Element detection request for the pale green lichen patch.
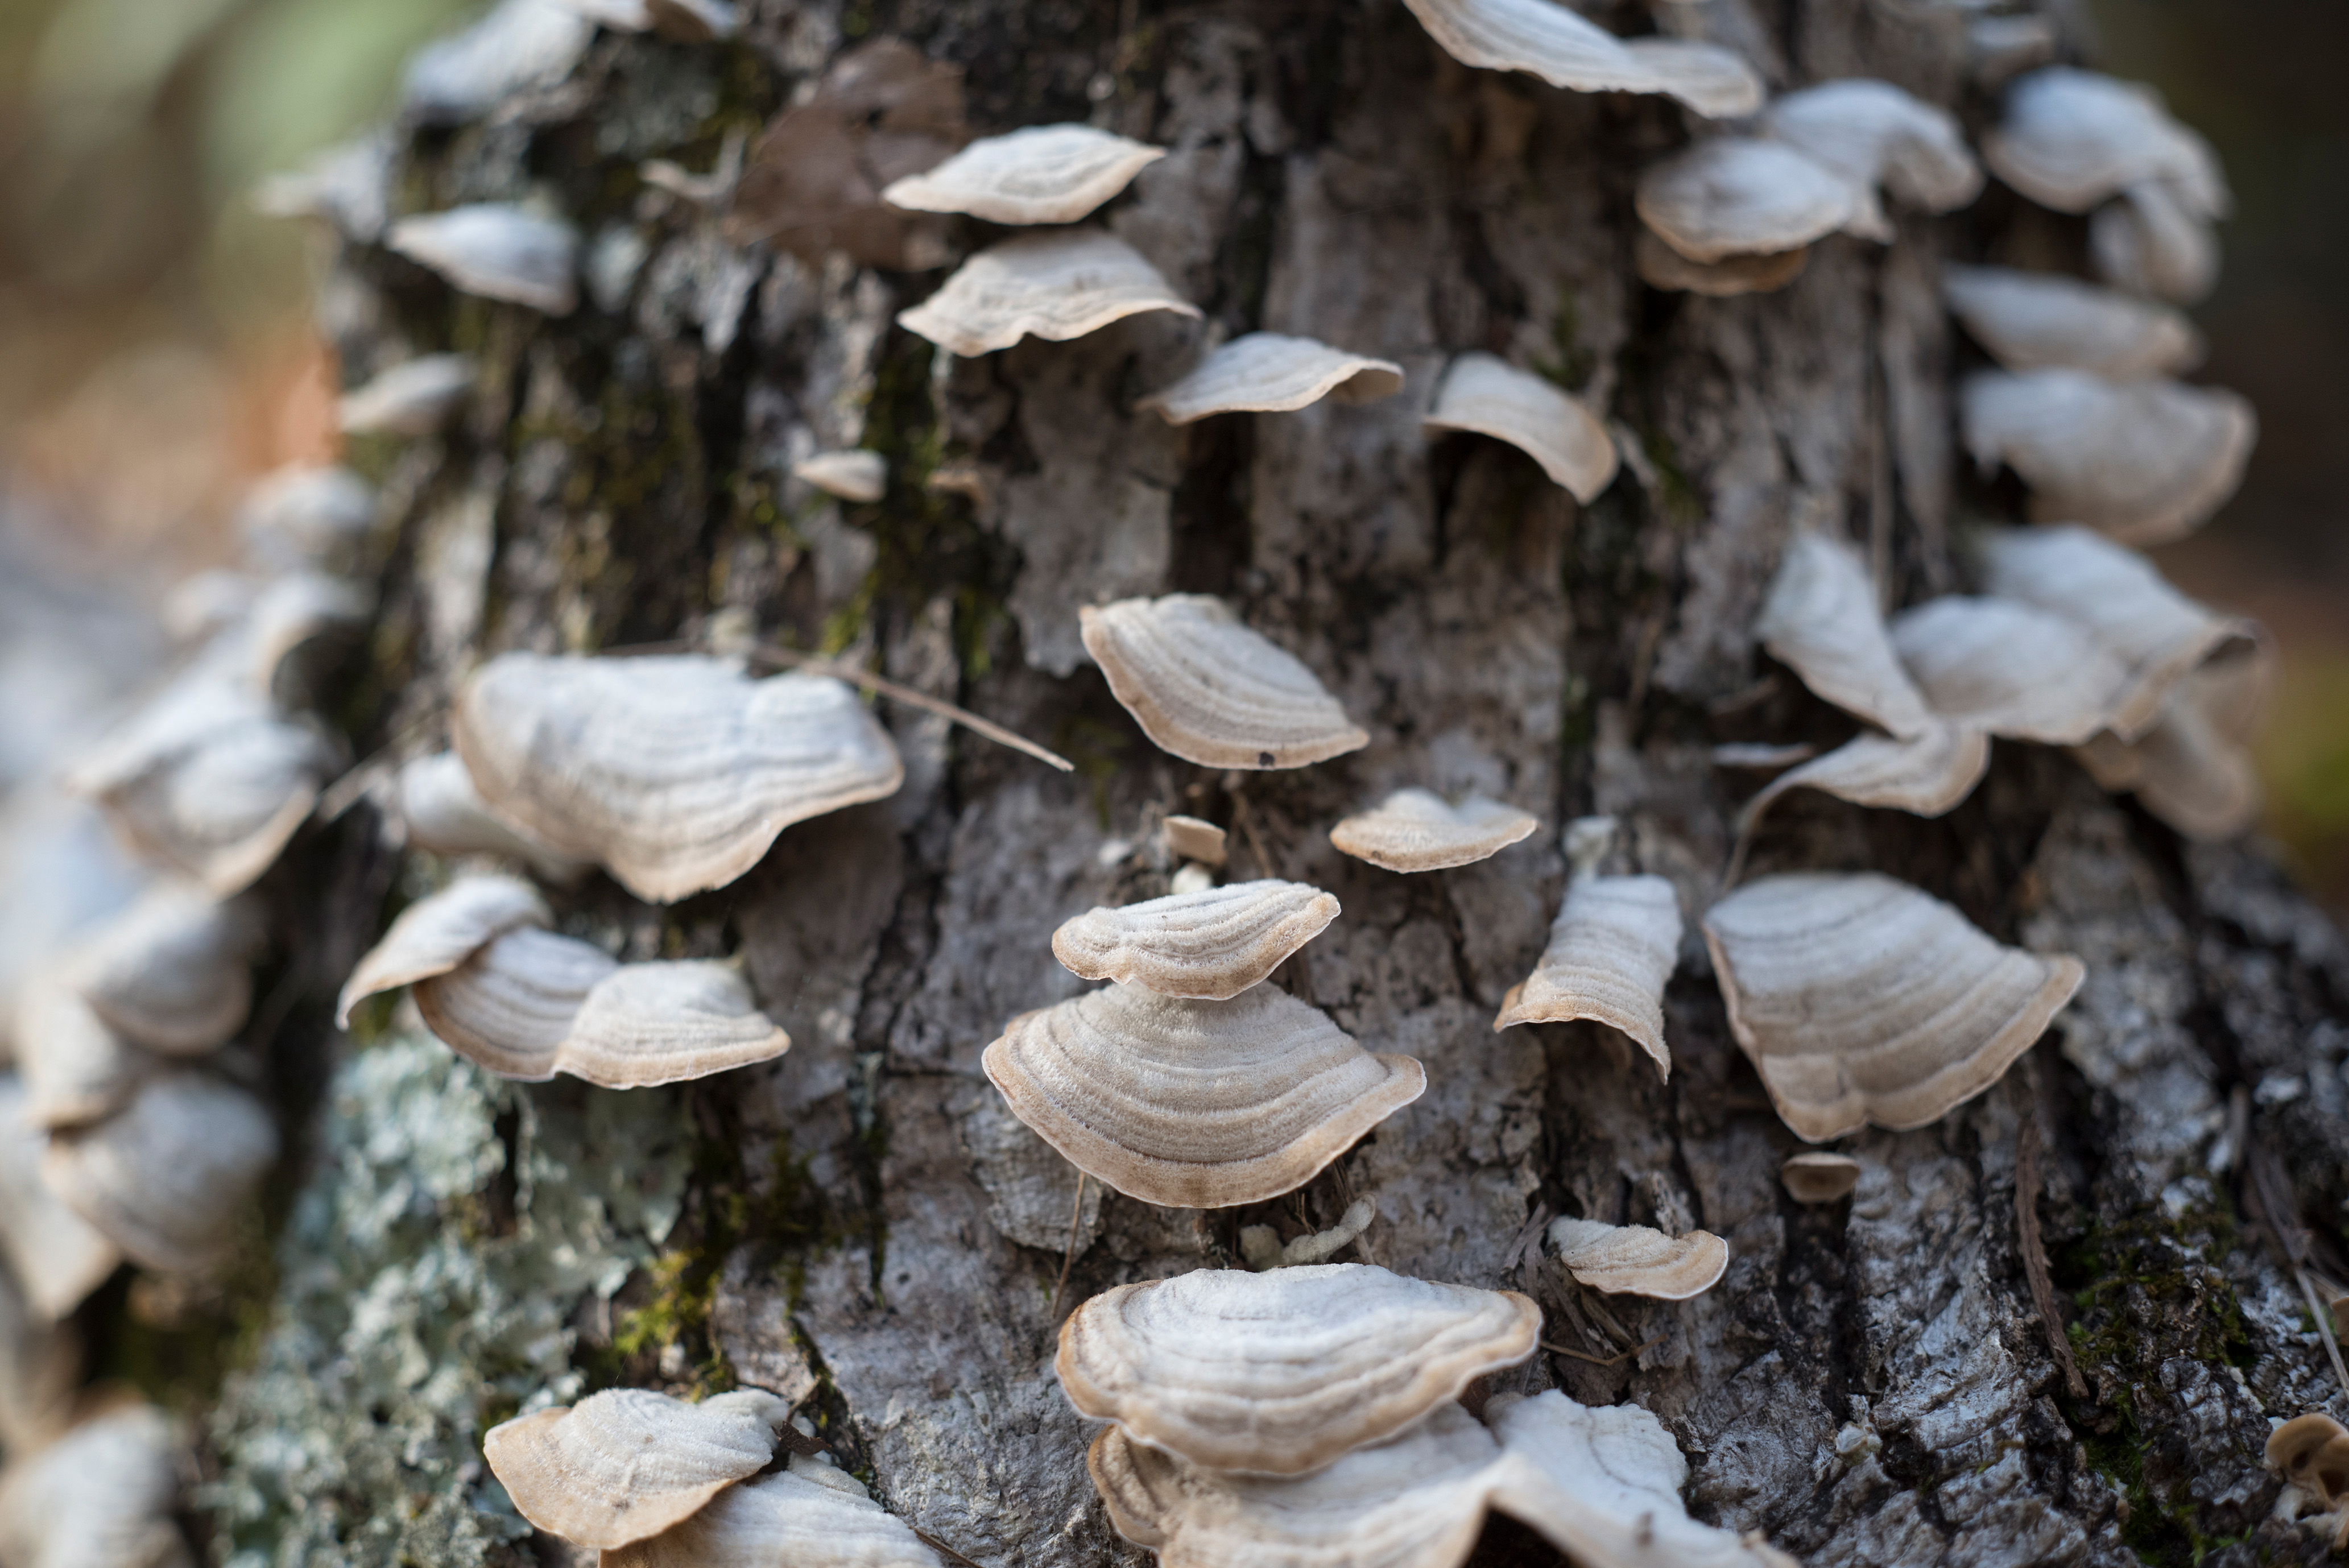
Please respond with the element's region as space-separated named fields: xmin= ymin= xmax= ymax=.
xmin=204 ymin=1033 xmax=690 ymax=1566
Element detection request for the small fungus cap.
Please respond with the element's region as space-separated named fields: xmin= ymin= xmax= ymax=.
xmin=1781 ymin=1151 xmax=1862 ymax=1203
xmin=1329 ymin=788 xmax=1540 ymax=874
xmin=0 ymin=1078 xmax=121 ymax=1321
xmin=1160 ymin=814 xmax=1227 ymax=867
xmin=2268 ymin=1413 xmax=2349 ymax=1506
xmin=482 ymin=1387 xmax=790 ymax=1550
xmin=1636 ymin=138 xmax=1859 ymax=263
xmin=1494 ymin=874 xmax=1681 ymax=1079
xmin=602 ymin=1461 xmax=944 ymax=1567
xmin=791 ymin=450 xmax=887 ymax=503
xmin=1052 ymin=880 xmax=1339 ymax=1000
xmin=1547 ymin=1215 xmax=1728 ymax=1300
xmin=1889 ymin=596 xmax=2133 ymax=746
xmin=1756 ymin=533 xmax=1937 ymax=740
xmin=0 ymin=1402 xmax=191 ymax=1568
xmin=412 ymin=926 xmax=617 ymax=1081
xmin=1399 ymin=0 xmax=1764 ymax=118
xmin=1942 ymin=264 xmax=2202 ymax=379
xmin=336 ymin=873 xmax=552 ymax=1028
xmin=1424 ymin=353 xmax=1617 ymax=502
xmin=556 ymin=961 xmax=791 ymax=1089
xmin=1080 ymin=595 xmax=1367 ymax=771
xmin=982 ymin=982 xmax=1424 ymax=1209
xmin=1058 ymin=1263 xmax=1539 ymax=1476
xmin=40 ymin=1070 xmax=279 ymax=1275
xmin=338 ymin=353 xmax=478 ymax=437
xmin=62 ymin=886 xmax=262 ymax=1056
xmin=1139 ymin=333 xmax=1405 ymax=425
xmin=1739 ymin=723 xmax=1990 ymax=824
xmin=1983 ymin=67 xmax=2228 ymax=218
xmin=395 ymin=751 xmax=593 ymax=883
xmin=881 ymin=122 xmax=1165 ymax=225
xmin=1634 ymin=230 xmax=1810 ymax=297
xmin=1758 ymin=78 xmax=1983 ymax=240
xmin=1702 ymin=871 xmax=2085 ymax=1141
xmin=895 ymin=229 xmax=1200 ymax=356
xmin=385 ymin=204 xmax=581 ymax=316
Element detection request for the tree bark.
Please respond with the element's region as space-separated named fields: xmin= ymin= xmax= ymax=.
xmin=210 ymin=3 xmax=2349 ymax=1566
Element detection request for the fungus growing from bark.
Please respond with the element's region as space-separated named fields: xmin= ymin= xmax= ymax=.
xmin=386 ymin=205 xmax=581 ymax=315
xmin=395 ymin=752 xmax=594 ymax=883
xmin=1961 ymin=368 xmax=2255 ymax=545
xmin=1080 ymin=595 xmax=1367 ymax=770
xmin=450 ymin=654 xmax=904 ymax=904
xmin=1888 ymin=596 xmax=2133 ymax=745
xmin=564 ymin=0 xmax=740 ymax=40
xmin=1161 ymin=814 xmax=1227 ymax=867
xmin=1422 ymin=352 xmax=1618 ymax=502
xmin=0 ymin=1402 xmax=193 ymax=1568
xmin=1738 ymin=723 xmax=1990 ymax=826
xmin=41 ymin=1070 xmax=279 ymax=1274
xmin=1548 ymin=1215 xmax=1729 ymax=1300
xmin=1633 ymin=229 xmax=1811 ymax=297
xmin=982 ymin=982 xmax=1424 ymax=1209
xmin=400 ymin=0 xmax=594 ymax=125
xmin=896 ymin=229 xmax=1200 ymax=356
xmin=237 ymin=464 xmax=378 ymax=570
xmin=335 ymin=873 xmax=551 ymax=1026
xmin=1240 ymin=1196 xmax=1379 ymax=1271
xmin=1756 ymin=533 xmax=1936 ymax=739
xmin=1702 ymin=871 xmax=2085 ymax=1141
xmin=14 ymin=978 xmax=151 ymax=1130
xmin=1941 ymin=264 xmax=2202 ymax=379
xmin=881 ymin=122 xmax=1165 ymax=224
xmin=1494 ymin=874 xmax=1682 ymax=1079
xmin=791 ymin=450 xmax=887 ymax=503
xmin=2071 ymin=652 xmax=2268 ymax=842
xmin=1329 ymin=788 xmax=1540 ymax=873
xmin=602 ymin=1458 xmax=944 ymax=1567
xmin=1780 ymin=1151 xmax=1862 ymax=1203
xmin=1058 ymin=1263 xmax=1539 ymax=1476
xmin=482 ymin=1387 xmax=792 ymax=1550
xmin=0 ymin=1077 xmax=120 ymax=1320
xmin=2268 ymin=1412 xmax=2349 ymax=1541
xmin=1635 ymin=138 xmax=1859 ymax=264
xmin=1139 ymin=333 xmax=1404 ymax=424
xmin=337 ymin=354 xmax=477 ymax=437
xmin=61 ymin=886 xmax=260 ymax=1054
xmin=1399 ymin=0 xmax=1763 ymax=117
xmin=1757 ymin=78 xmax=1983 ymax=241
xmin=251 ymin=133 xmax=392 ymax=242
xmin=1051 ymin=880 xmax=1339 ymax=1000
xmin=413 ymin=927 xmax=619 ymax=1080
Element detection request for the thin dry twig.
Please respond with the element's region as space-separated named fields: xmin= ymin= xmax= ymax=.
xmin=1500 ymin=1202 xmax=1554 ymax=1277
xmin=750 ymin=643 xmax=1073 ymax=773
xmin=1541 ymin=1334 xmax=1664 ymax=1368
xmin=2245 ymin=1134 xmax=2349 ymax=1412
xmin=2016 ymin=1115 xmax=2090 ymax=1400
xmin=1226 ymin=785 xmax=1278 ymax=881
xmin=1048 ymin=1172 xmax=1089 ymax=1320
xmin=911 ymin=1525 xmax=985 ymax=1568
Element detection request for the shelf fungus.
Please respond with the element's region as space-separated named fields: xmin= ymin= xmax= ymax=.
xmin=1052 ymin=880 xmax=1339 ymax=1000
xmin=1941 ymin=264 xmax=2202 ymax=379
xmin=1161 ymin=814 xmax=1227 ymax=867
xmin=337 ymin=353 xmax=477 ymax=437
xmin=1757 ymin=533 xmax=1936 ymax=740
xmin=15 ymin=976 xmax=154 ymax=1130
xmin=791 ymin=449 xmax=887 ymax=503
xmin=1494 ymin=874 xmax=1682 ymax=1079
xmin=1080 ymin=595 xmax=1367 ymax=770
xmin=1781 ymin=1151 xmax=1862 ymax=1203
xmin=401 ymin=0 xmax=593 ymax=126
xmin=1057 ymin=1263 xmax=1539 ymax=1476
xmin=1888 ymin=597 xmax=2134 ymax=746
xmin=1423 ymin=353 xmax=1617 ymax=502
xmin=1328 ymin=788 xmax=1540 ymax=874
xmin=40 ymin=1070 xmax=278 ymax=1274
xmin=395 ymin=751 xmax=594 ymax=883
xmin=1983 ymin=67 xmax=2229 ymax=303
xmin=982 ymin=982 xmax=1423 ymax=1209
xmin=2267 ymin=1413 xmax=2349 ymax=1546
xmin=1702 ymin=872 xmax=2086 ymax=1141
xmin=1399 ymin=0 xmax=1762 ymax=117
xmin=385 ymin=204 xmax=582 ymax=316
xmin=896 ymin=229 xmax=1200 ymax=356
xmin=450 ymin=653 xmax=904 ymax=903
xmin=1960 ymin=368 xmax=2255 ymax=546
xmin=237 ymin=463 xmax=378 ymax=571
xmin=603 ymin=1458 xmax=945 ymax=1568
xmin=61 ymin=886 xmax=262 ymax=1054
xmin=1756 ymin=79 xmax=1983 ymax=242
xmin=0 ymin=1402 xmax=193 ymax=1568
xmin=2071 ymin=654 xmax=2267 ymax=842
xmin=881 ymin=122 xmax=1165 ymax=225
xmin=1548 ymin=1215 xmax=1728 ymax=1300
xmin=564 ymin=0 xmax=741 ymax=42
xmin=1633 ymin=227 xmax=1811 ymax=297
xmin=1635 ymin=138 xmax=1858 ymax=290
xmin=483 ymin=1387 xmax=792 ymax=1550
xmin=0 ymin=1078 xmax=121 ymax=1320
xmin=1140 ymin=333 xmax=1405 ymax=425
xmin=1738 ymin=723 xmax=1990 ymax=826
xmin=336 ymin=874 xmax=551 ymax=1026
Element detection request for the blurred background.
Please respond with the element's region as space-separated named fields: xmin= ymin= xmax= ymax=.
xmin=0 ymin=0 xmax=2340 ymax=908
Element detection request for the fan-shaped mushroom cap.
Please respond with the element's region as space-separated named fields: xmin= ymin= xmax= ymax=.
xmin=1422 ymin=353 xmax=1618 ymax=502
xmin=1756 ymin=534 xmax=1936 ymax=739
xmin=896 ymin=229 xmax=1200 ymax=356
xmin=1983 ymin=68 xmax=2228 ymax=218
xmin=1942 ymin=264 xmax=2201 ymax=379
xmin=483 ymin=1387 xmax=791 ymax=1550
xmin=983 ymin=982 xmax=1424 ymax=1209
xmin=338 ymin=353 xmax=478 ymax=437
xmin=251 ymin=132 xmax=392 ymax=242
xmin=1399 ymin=0 xmax=1763 ymax=117
xmin=603 ymin=1459 xmax=945 ymax=1568
xmin=336 ymin=873 xmax=552 ymax=1028
xmin=1633 ymin=229 xmax=1810 ymax=296
xmin=0 ymin=1263 xmax=76 ymax=1453
xmin=386 ymin=204 xmax=581 ymax=315
xmin=2090 ymin=178 xmax=2219 ymax=304
xmin=1052 ymin=880 xmax=1339 ymax=1000
xmin=241 ymin=572 xmax=374 ymax=694
xmin=881 ymin=122 xmax=1165 ymax=225
xmin=2268 ymin=1413 xmax=2349 ymax=1507
xmin=1548 ymin=1215 xmax=1728 ymax=1299
xmin=237 ymin=463 xmax=378 ymax=570
xmin=0 ymin=1402 xmax=192 ymax=1568
xmin=1059 ymin=1263 xmax=1539 ymax=1477
xmin=791 ymin=450 xmax=887 ymax=503
xmin=14 ymin=978 xmax=154 ymax=1130
xmin=1494 ymin=875 xmax=1681 ymax=1078
xmin=451 ymin=654 xmax=904 ymax=904
xmin=402 ymin=0 xmax=593 ymax=126
xmin=1759 ymin=79 xmax=1982 ymax=241
xmin=1161 ymin=814 xmax=1227 ymax=867
xmin=2072 ymin=654 xmax=2266 ymax=842
xmin=1781 ymin=1151 xmax=1861 ymax=1203
xmin=1636 ymin=138 xmax=1860 ymax=264
xmin=41 ymin=1070 xmax=278 ymax=1273
xmin=0 ymin=1077 xmax=120 ymax=1320
xmin=1080 ymin=595 xmax=1367 ymax=771
xmin=1961 ymin=369 xmax=2254 ymax=546
xmin=1140 ymin=333 xmax=1404 ymax=425
xmin=395 ymin=751 xmax=594 ymax=883
xmin=413 ymin=926 xmax=617 ymax=1080
xmin=557 ymin=962 xmax=791 ymax=1089
xmin=62 ymin=887 xmax=262 ymax=1054
xmin=1974 ymin=526 xmax=2257 ymax=742
xmin=1888 ymin=597 xmax=2132 ymax=746
xmin=1702 ymin=872 xmax=2085 ymax=1141
xmin=1741 ymin=723 xmax=1991 ymax=823
xmin=1329 ymin=788 xmax=1540 ymax=874
xmin=563 ymin=0 xmax=740 ymax=42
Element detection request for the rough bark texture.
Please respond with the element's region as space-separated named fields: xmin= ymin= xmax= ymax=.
xmin=208 ymin=2 xmax=2349 ymax=1566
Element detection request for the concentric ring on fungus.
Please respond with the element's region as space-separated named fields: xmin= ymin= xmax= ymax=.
xmin=981 ymin=982 xmax=1424 ymax=1209
xmin=1079 ymin=595 xmax=1367 ymax=771
xmin=1057 ymin=1262 xmax=1539 ymax=1476
xmin=483 ymin=1387 xmax=790 ymax=1550
xmin=1051 ymin=880 xmax=1340 ymax=1000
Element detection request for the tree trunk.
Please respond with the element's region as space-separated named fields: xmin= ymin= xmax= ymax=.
xmin=206 ymin=3 xmax=2349 ymax=1566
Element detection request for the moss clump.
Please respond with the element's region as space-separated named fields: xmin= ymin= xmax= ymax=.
xmin=203 ymin=1035 xmax=690 ymax=1567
